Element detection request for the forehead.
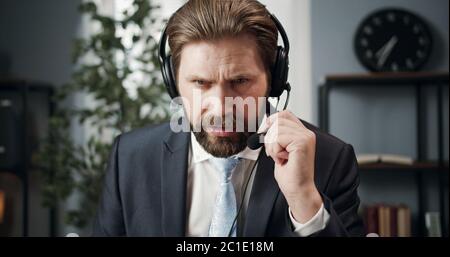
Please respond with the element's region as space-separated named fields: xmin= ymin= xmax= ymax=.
xmin=178 ymin=34 xmax=266 ymax=76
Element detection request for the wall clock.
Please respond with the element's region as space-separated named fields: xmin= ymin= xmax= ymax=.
xmin=354 ymin=8 xmax=433 ymax=72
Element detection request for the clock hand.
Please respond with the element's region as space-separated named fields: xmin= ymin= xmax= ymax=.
xmin=376 ymin=36 xmax=398 ymax=58
xmin=376 ymin=40 xmax=389 ymax=59
xmin=376 ymin=36 xmax=398 ymax=67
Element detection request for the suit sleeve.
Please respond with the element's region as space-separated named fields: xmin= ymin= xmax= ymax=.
xmin=92 ymin=136 xmax=126 ymax=236
xmin=310 ymin=143 xmax=366 ymax=237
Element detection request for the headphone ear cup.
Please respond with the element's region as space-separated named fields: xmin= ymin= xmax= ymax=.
xmin=163 ymin=55 xmax=179 ymax=98
xmin=269 ymin=46 xmax=288 ymax=97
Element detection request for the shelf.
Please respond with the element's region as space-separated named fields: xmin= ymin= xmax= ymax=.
xmin=324 ymin=71 xmax=449 ymax=86
xmin=319 ymin=70 xmax=449 ymax=236
xmin=358 ymin=162 xmax=449 ymax=172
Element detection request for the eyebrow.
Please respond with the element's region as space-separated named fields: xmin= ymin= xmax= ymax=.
xmin=185 ymin=73 xmax=256 ymax=82
xmin=185 ymin=75 xmax=213 ymax=82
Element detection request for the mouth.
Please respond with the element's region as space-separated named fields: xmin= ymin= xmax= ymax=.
xmin=205 ymin=126 xmax=236 ymax=137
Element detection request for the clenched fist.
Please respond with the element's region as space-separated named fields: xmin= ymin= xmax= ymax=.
xmin=262 ymin=110 xmax=323 ymax=223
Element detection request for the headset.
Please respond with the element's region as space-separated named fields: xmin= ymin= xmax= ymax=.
xmin=158 ymin=11 xmax=291 ymax=101
xmin=158 ymin=5 xmax=291 ymax=237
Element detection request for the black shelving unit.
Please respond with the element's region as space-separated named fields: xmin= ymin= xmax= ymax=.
xmin=0 ymin=79 xmax=55 ymax=236
xmin=318 ymin=72 xmax=449 ymax=237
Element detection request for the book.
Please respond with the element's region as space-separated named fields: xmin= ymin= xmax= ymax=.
xmin=0 ymin=190 xmax=4 ymax=224
xmin=364 ymin=205 xmax=379 ymax=234
xmin=383 ymin=205 xmax=391 ymax=237
xmin=397 ymin=205 xmax=411 ymax=237
xmin=390 ymin=206 xmax=398 ymax=236
xmin=377 ymin=205 xmax=385 ymax=236
xmin=357 ymin=154 xmax=414 ymax=165
xmin=364 ymin=204 xmax=411 ymax=237
xmin=377 ymin=205 xmax=391 ymax=237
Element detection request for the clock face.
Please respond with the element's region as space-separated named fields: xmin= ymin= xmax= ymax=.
xmin=354 ymin=8 xmax=432 ymax=72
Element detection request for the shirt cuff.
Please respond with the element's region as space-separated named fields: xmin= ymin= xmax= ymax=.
xmin=288 ymin=203 xmax=330 ymax=236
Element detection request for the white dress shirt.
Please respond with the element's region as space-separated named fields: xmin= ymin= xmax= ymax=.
xmin=186 ymin=133 xmax=330 ymax=237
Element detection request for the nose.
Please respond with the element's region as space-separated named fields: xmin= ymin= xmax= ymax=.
xmin=203 ymin=84 xmax=234 ymax=117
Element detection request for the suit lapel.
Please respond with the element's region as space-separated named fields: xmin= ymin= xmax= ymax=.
xmin=243 ymin=148 xmax=280 ymax=236
xmin=161 ymin=130 xmax=190 ymax=236
xmin=160 ymin=131 xmax=280 ymax=237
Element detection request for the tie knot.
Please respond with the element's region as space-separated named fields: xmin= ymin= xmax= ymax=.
xmin=209 ymin=156 xmax=242 ymax=181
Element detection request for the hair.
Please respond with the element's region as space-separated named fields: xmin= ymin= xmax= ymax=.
xmin=166 ymin=0 xmax=278 ymax=82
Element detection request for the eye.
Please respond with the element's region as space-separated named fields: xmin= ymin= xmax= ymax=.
xmin=231 ymin=78 xmax=249 ymax=86
xmin=193 ymin=80 xmax=207 ymax=87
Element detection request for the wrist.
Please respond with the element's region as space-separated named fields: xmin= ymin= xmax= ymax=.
xmin=286 ymin=183 xmax=323 ymax=223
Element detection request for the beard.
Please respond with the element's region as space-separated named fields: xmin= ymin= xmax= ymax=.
xmin=193 ymin=130 xmax=252 ymax=158
xmin=192 ymin=114 xmax=255 ymax=158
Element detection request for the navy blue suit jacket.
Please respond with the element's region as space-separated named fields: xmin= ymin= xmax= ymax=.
xmin=92 ymin=120 xmax=365 ymax=236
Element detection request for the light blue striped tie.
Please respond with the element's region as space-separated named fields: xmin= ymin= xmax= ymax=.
xmin=208 ymin=156 xmax=242 ymax=237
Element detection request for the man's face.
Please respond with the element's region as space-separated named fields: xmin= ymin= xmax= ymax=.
xmin=177 ymin=33 xmax=269 ymax=157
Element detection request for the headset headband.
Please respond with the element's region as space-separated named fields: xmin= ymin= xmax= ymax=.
xmin=159 ymin=13 xmax=290 ymax=68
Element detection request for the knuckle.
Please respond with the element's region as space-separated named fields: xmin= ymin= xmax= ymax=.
xmin=306 ymin=131 xmax=316 ymax=143
xmin=278 ymin=110 xmax=289 ymax=118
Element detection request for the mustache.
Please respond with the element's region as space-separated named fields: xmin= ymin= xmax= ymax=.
xmin=195 ymin=113 xmax=246 ymax=131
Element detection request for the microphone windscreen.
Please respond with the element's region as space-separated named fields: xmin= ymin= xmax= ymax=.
xmin=247 ymin=133 xmax=265 ymax=150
